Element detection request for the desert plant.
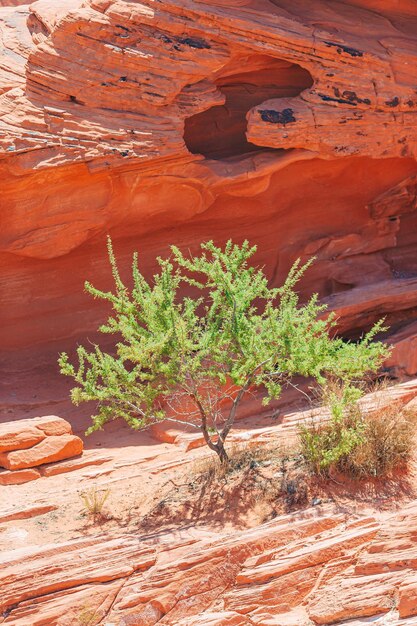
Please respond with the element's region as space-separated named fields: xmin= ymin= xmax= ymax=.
xmin=59 ymin=238 xmax=389 ymax=464
xmin=339 ymin=403 xmax=417 ymax=477
xmin=299 ymin=381 xmax=416 ymax=478
xmin=79 ymin=486 xmax=110 ymax=520
xmin=299 ymin=379 xmax=365 ymax=474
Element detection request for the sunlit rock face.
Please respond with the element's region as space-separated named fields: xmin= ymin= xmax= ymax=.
xmin=1 ymin=0 xmax=417 ymax=365
xmin=2 ymin=3 xmax=417 ymax=625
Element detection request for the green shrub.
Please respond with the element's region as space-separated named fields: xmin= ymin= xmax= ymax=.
xmin=339 ymin=403 xmax=416 ymax=477
xmin=299 ymin=380 xmax=365 ymax=474
xmin=59 ymin=239 xmax=389 ymax=465
xmin=300 ymin=382 xmax=415 ymax=478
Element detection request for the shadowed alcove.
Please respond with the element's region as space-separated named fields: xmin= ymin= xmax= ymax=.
xmin=184 ymin=54 xmax=313 ymax=160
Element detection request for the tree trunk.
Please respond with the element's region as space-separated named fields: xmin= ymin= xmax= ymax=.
xmin=215 ymin=439 xmax=229 ymax=466
xmin=194 ymin=393 xmax=230 ymax=466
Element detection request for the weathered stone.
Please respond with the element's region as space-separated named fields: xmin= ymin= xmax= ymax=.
xmin=0 ymin=535 xmax=156 ymax=614
xmin=0 ymin=416 xmax=72 ymax=453
xmin=0 ymin=0 xmax=417 ymax=360
xmin=31 ymin=416 xmax=73 ymax=437
xmin=40 ymin=452 xmax=111 ymax=477
xmin=0 ymin=504 xmax=57 ymax=523
xmin=0 ymin=422 xmax=45 ymax=453
xmin=398 ymin=579 xmax=417 ymax=618
xmin=0 ymin=435 xmax=83 ymax=470
xmin=0 ymin=468 xmax=41 ymax=485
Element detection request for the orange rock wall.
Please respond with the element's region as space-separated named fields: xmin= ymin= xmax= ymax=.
xmin=1 ymin=0 xmax=417 ymax=364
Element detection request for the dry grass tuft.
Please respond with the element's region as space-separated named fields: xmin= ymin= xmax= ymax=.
xmin=191 ymin=442 xmax=282 ymax=481
xmin=339 ymin=404 xmax=417 ymax=478
xmin=79 ymin=486 xmax=111 ymax=521
xmin=300 ymin=399 xmax=417 ymax=479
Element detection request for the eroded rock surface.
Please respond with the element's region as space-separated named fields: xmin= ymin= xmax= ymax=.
xmin=4 ymin=498 xmax=417 ymax=625
xmin=1 ymin=0 xmax=417 ymax=359
xmin=3 ymin=0 xmax=417 ymax=624
xmin=0 ymin=416 xmax=82 ymax=475
xmin=1 ymin=380 xmax=417 ymax=624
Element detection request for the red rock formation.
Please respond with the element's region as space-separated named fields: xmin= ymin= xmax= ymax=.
xmin=4 ymin=498 xmax=417 ymax=625
xmin=0 ymin=416 xmax=71 ymax=452
xmin=2 ymin=0 xmax=417 ymax=624
xmin=1 ymin=0 xmax=417 ymax=364
xmin=0 ymin=535 xmax=156 ymax=615
xmin=0 ymin=434 xmax=83 ymax=470
xmin=0 ymin=416 xmax=82 ymax=473
xmin=0 ymin=468 xmax=41 ymax=485
xmin=0 ymin=380 xmax=415 ymax=624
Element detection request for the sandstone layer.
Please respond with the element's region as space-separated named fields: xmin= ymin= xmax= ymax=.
xmin=1 ymin=379 xmax=417 ymax=625
xmin=0 ymin=415 xmax=83 ymax=478
xmin=1 ymin=0 xmax=417 ymax=363
xmin=2 ymin=0 xmax=417 ymax=625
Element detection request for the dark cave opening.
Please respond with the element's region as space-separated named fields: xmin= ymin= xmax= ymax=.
xmin=184 ymin=55 xmax=313 ymax=160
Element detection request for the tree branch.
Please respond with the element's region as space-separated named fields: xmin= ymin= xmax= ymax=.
xmin=111 ymin=397 xmax=200 ymax=430
xmin=220 ymin=357 xmax=273 ymax=442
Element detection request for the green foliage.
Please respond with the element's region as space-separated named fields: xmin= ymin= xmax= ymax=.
xmin=299 ymin=380 xmax=366 ymax=474
xmin=339 ymin=402 xmax=417 ymax=478
xmin=299 ymin=381 xmax=416 ymax=478
xmin=59 ymin=238 xmax=390 ymax=463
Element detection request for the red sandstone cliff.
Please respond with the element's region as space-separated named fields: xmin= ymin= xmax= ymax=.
xmin=2 ymin=0 xmax=417 ymax=356
xmin=2 ymin=1 xmax=417 ymax=624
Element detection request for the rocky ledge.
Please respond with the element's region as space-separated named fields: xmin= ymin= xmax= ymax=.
xmin=0 ymin=416 xmax=83 ymax=483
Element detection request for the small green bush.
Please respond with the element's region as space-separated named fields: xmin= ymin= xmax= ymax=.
xmin=339 ymin=404 xmax=416 ymax=477
xmin=299 ymin=381 xmax=416 ymax=478
xmin=299 ymin=380 xmax=365 ymax=474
